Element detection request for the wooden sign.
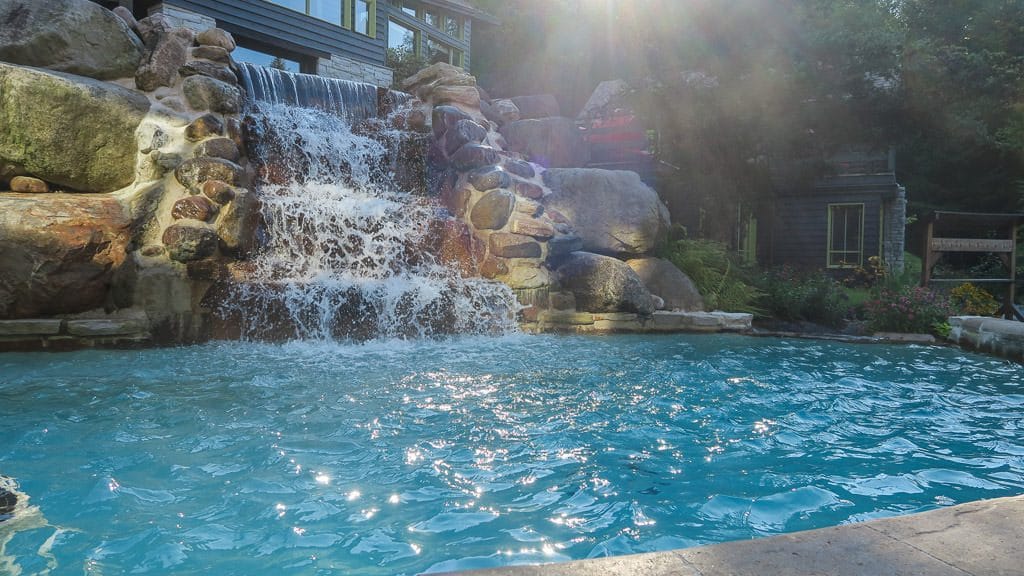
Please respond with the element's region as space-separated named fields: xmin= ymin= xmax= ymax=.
xmin=930 ymin=238 xmax=1015 ymax=253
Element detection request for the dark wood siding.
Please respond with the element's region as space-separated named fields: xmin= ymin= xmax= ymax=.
xmin=769 ymin=190 xmax=884 ymax=268
xmin=166 ymin=0 xmax=387 ymax=64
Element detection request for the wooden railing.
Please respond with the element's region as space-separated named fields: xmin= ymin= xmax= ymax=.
xmin=921 ymin=211 xmax=1022 ymax=321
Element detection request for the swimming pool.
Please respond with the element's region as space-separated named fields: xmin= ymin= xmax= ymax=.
xmin=1 ymin=334 xmax=1021 ymax=574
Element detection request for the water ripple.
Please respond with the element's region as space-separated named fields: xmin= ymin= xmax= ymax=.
xmin=0 ymin=335 xmax=1021 ymax=574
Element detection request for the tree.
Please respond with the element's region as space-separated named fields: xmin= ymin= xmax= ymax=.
xmin=387 ymin=45 xmax=428 ymax=90
xmin=896 ymin=0 xmax=1024 ymax=211
xmin=468 ymin=0 xmax=1024 ymax=219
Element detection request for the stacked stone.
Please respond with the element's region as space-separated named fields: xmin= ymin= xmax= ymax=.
xmin=399 ymin=64 xmax=587 ymax=320
xmin=134 ymin=20 xmax=242 ymax=113
xmin=0 ymin=0 xmax=260 ymax=345
xmin=398 ymin=63 xmax=712 ymax=329
xmin=163 ymin=112 xmax=259 ymax=263
xmin=123 ymin=20 xmax=259 ymax=265
xmin=0 ymin=0 xmax=151 ymax=326
xmin=433 ymin=104 xmax=584 ymax=295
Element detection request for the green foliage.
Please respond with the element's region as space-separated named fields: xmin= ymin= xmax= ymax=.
xmin=760 ymin=266 xmax=849 ymax=327
xmin=932 ymin=320 xmax=953 ymax=339
xmin=949 ymin=283 xmax=1001 ymax=316
xmin=842 ymin=256 xmax=887 ymax=288
xmin=386 ymin=46 xmax=428 ymax=90
xmin=659 ymin=239 xmax=764 ymax=314
xmin=896 ymin=0 xmax=1024 ymax=211
xmin=467 ymin=0 xmax=1024 ymax=221
xmin=864 ymin=285 xmax=955 ymax=335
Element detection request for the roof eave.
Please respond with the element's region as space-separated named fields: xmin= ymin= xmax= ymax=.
xmin=417 ymin=0 xmax=500 ymax=24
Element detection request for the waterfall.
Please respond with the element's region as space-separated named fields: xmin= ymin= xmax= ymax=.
xmin=236 ymin=62 xmax=383 ymax=119
xmin=216 ymin=67 xmax=518 ymax=341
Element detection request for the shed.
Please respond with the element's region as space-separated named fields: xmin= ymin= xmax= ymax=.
xmin=762 ymin=148 xmax=907 ymax=274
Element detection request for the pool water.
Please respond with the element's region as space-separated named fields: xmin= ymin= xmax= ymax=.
xmin=1 ymin=334 xmax=1022 ymax=575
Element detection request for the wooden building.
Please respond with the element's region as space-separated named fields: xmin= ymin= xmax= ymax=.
xmin=758 ymin=148 xmax=907 ymax=274
xmin=95 ymin=0 xmax=497 ymax=86
xmin=660 ymin=147 xmax=908 ymax=274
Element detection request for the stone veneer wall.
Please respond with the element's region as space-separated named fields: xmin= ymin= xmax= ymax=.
xmin=882 ymin=185 xmax=907 ymax=275
xmin=317 ymin=53 xmax=393 ymax=87
xmin=146 ymin=2 xmax=216 ymax=33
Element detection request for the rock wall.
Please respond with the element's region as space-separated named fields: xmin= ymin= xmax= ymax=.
xmin=398 ymin=63 xmax=707 ymax=330
xmin=0 ymin=0 xmax=259 ymax=349
xmin=0 ymin=3 xmax=717 ymax=347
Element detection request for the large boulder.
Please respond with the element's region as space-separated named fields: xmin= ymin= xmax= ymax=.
xmin=402 ymin=62 xmax=475 ymax=95
xmin=182 ymin=75 xmax=242 ymax=114
xmin=0 ymin=193 xmax=131 ymax=318
xmin=0 ymin=63 xmax=150 ymax=192
xmin=509 ymin=94 xmax=560 ymax=119
xmin=0 ymin=0 xmax=144 ymax=80
xmin=135 ymin=27 xmax=193 ymax=92
xmin=542 ymin=168 xmax=670 ymax=257
xmin=215 ymin=188 xmax=261 ymax=256
xmin=503 ymin=117 xmax=589 ymax=169
xmin=578 ymin=79 xmax=631 ymax=119
xmin=556 ymin=251 xmax=656 ymax=314
xmin=626 ymin=257 xmax=704 ymax=311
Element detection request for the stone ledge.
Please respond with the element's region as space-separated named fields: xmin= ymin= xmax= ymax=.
xmin=0 ymin=311 xmax=152 ymax=352
xmin=872 ymin=332 xmax=937 ymax=344
xmin=526 ymin=311 xmax=753 ymax=334
xmin=444 ymin=495 xmax=1024 ymax=576
xmin=949 ymin=315 xmax=1024 ymax=362
xmin=0 ymin=319 xmax=63 ymax=336
xmin=66 ymin=318 xmax=149 ymax=337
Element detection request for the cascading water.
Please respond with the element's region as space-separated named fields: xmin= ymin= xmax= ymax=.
xmin=236 ymin=62 xmax=382 ymax=119
xmin=217 ymin=67 xmax=518 ymax=341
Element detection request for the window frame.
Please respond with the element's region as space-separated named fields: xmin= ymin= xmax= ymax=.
xmin=343 ymin=0 xmax=377 ymax=36
xmin=265 ymin=1 xmax=377 ymax=36
xmin=827 ymin=203 xmax=866 ymax=268
xmin=443 ymin=15 xmax=463 ymax=39
xmin=388 ymin=17 xmax=420 ymax=54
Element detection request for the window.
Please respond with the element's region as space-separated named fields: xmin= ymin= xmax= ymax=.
xmin=309 ymin=0 xmax=342 ymax=25
xmin=269 ymin=0 xmax=307 ymax=13
xmin=268 ymin=0 xmax=343 ymax=26
xmin=827 ymin=203 xmax=864 ymax=267
xmin=425 ymin=37 xmax=464 ymax=67
xmin=354 ymin=0 xmax=371 ymax=34
xmin=266 ymin=1 xmax=376 ymax=35
xmin=423 ymin=10 xmax=438 ymax=27
xmin=444 ymin=15 xmax=462 ymax=38
xmin=388 ymin=18 xmax=418 ymax=52
xmin=344 ymin=0 xmax=376 ymax=36
xmin=233 ymin=45 xmax=303 ymax=72
xmin=426 ymin=36 xmax=448 ymax=64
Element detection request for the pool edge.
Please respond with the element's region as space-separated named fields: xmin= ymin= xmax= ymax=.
xmin=441 ymin=493 xmax=1024 ymax=575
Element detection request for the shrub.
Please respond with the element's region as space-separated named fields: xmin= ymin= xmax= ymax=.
xmin=842 ymin=255 xmax=887 ymax=288
xmin=659 ymin=238 xmax=765 ymax=314
xmin=760 ymin=266 xmax=848 ymax=327
xmin=386 ymin=47 xmax=428 ymax=90
xmin=949 ymin=283 xmax=1001 ymax=316
xmin=864 ymin=285 xmax=955 ymax=334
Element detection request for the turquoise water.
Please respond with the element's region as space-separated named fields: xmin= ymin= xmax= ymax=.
xmin=1 ymin=334 xmax=1022 ymax=575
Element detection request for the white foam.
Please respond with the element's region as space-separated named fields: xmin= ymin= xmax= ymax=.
xmin=224 ymin=101 xmax=518 ymax=340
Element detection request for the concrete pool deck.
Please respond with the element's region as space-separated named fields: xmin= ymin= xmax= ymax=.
xmin=443 ymin=494 xmax=1024 ymax=576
